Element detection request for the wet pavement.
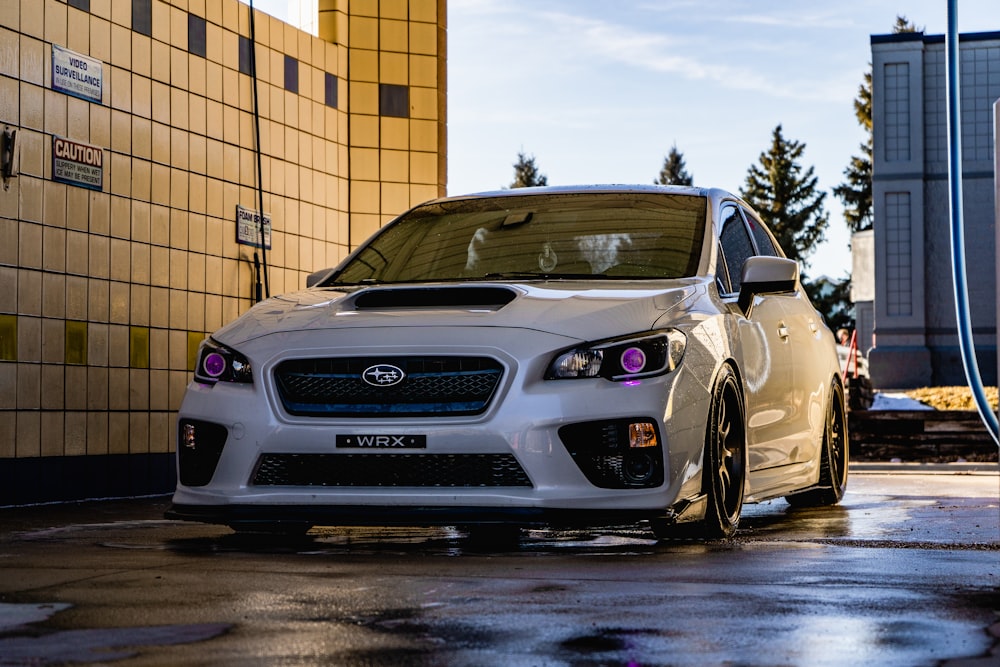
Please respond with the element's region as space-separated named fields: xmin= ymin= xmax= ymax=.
xmin=0 ymin=466 xmax=997 ymax=666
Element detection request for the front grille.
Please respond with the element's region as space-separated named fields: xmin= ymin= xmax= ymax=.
xmin=274 ymin=356 xmax=504 ymax=418
xmin=251 ymin=453 xmax=533 ymax=487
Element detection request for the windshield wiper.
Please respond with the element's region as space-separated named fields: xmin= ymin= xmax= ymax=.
xmin=481 ymin=272 xmax=607 ymax=280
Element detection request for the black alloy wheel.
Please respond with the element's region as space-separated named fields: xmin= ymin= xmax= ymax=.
xmin=786 ymin=379 xmax=849 ymax=507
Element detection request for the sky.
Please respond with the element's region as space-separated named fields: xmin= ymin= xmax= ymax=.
xmin=246 ymin=0 xmax=1000 ymax=280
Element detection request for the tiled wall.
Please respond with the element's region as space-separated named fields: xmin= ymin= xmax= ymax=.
xmin=0 ymin=0 xmax=446 ymax=502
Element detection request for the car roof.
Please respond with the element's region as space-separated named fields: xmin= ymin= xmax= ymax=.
xmin=427 ymin=184 xmax=723 ymax=204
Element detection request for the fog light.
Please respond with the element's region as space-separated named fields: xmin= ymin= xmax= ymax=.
xmin=182 ymin=422 xmax=197 ymax=449
xmin=624 ymin=452 xmax=655 ymax=483
xmin=629 ymin=422 xmax=658 ymax=448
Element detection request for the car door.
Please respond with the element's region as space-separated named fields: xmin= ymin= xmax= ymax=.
xmin=717 ymin=204 xmax=798 ymax=472
xmin=741 ymin=206 xmax=825 ymax=463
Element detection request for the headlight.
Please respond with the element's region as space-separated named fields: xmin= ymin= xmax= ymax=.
xmin=546 ymin=329 xmax=686 ymax=381
xmin=194 ymin=338 xmax=253 ymax=385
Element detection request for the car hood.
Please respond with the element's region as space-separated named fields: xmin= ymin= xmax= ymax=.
xmin=212 ymin=280 xmax=709 ymax=347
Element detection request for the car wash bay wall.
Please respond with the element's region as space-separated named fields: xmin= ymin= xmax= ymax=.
xmin=0 ymin=0 xmax=447 ymax=504
xmin=868 ymin=31 xmax=999 ymax=389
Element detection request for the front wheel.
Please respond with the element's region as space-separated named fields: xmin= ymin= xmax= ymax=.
xmin=786 ymin=379 xmax=849 ymax=507
xmin=653 ymin=363 xmax=746 ymax=540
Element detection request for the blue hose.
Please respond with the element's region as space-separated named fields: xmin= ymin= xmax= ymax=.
xmin=945 ymin=0 xmax=1000 ymax=445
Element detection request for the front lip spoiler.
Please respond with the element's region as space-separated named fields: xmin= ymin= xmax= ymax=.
xmin=165 ymin=503 xmax=669 ymax=529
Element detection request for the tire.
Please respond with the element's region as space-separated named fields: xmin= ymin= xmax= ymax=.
xmin=786 ymin=380 xmax=849 ymax=507
xmin=654 ymin=363 xmax=746 ymax=540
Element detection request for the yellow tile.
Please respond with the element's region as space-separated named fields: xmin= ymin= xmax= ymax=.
xmin=170 ymin=46 xmax=190 ymax=90
xmin=379 ymin=51 xmax=407 ymax=85
xmin=351 ymin=0 xmax=378 ymax=19
xmin=44 ymin=0 xmax=67 ymax=46
xmin=222 ymin=68 xmax=240 ymax=107
xmin=130 ymin=157 xmax=151 ymax=201
xmin=131 ymin=242 xmax=151 ymax=285
xmin=168 ymin=322 xmax=187 ymax=368
xmin=152 ymin=0 xmax=171 ymax=43
xmin=170 ymin=127 xmax=189 ymax=170
xmin=43 ymin=89 xmax=68 ymax=137
xmin=131 ymin=31 xmax=150 ymax=77
xmin=206 ymin=137 xmax=223 ymax=179
xmin=206 ymin=21 xmax=223 ymax=64
xmin=110 ymin=237 xmax=130 ymax=281
xmin=66 ymin=230 xmax=89 ymax=274
xmin=151 ymin=39 xmax=170 ymax=83
xmin=111 ymin=22 xmax=131 ymax=69
xmin=171 ymin=87 xmax=189 ymax=131
xmin=66 ymin=8 xmax=89 ymax=54
xmin=379 ymin=18 xmax=407 ymax=53
xmin=408 ymin=22 xmax=437 ymax=57
xmin=42 ymin=178 xmax=67 ymax=229
xmin=222 ymin=103 xmax=239 ymax=145
xmin=409 ymin=53 xmax=437 ymax=88
xmin=189 ymin=173 xmax=206 ymax=214
xmin=19 ymin=81 xmax=43 ymax=132
xmin=41 ymin=319 xmax=64 ymax=366
xmin=109 ymin=280 xmax=129 ymax=324
xmin=206 ymin=60 xmax=223 ymax=103
xmin=129 ymin=326 xmax=150 ymax=368
xmin=151 ymin=80 xmax=170 ymax=124
xmin=132 ymin=117 xmax=152 ymax=160
xmin=379 ymin=0 xmax=407 ymax=20
xmin=150 ymin=162 xmax=170 ymax=205
xmin=349 ymin=16 xmax=377 ymax=50
xmin=378 ymin=148 xmax=407 ymax=182
xmin=132 ymin=73 xmax=152 ymax=119
xmin=379 ymin=116 xmax=407 ymax=150
xmin=223 ymin=142 xmax=239 ymax=183
xmin=132 ymin=199 xmax=151 ymax=242
xmin=409 ymin=150 xmax=436 ymax=185
xmin=410 ymin=118 xmax=437 ymax=152
xmin=168 ymin=4 xmax=187 ymax=48
xmin=111 ymin=197 xmax=129 ymax=240
xmin=89 ymin=15 xmax=111 ymax=63
xmin=0 ymin=314 xmax=15 ymax=361
xmin=349 ymin=180 xmax=379 ymax=215
xmin=170 ymin=169 xmax=190 ymax=214
xmin=130 ymin=283 xmax=149 ymax=325
xmin=190 ymin=55 xmax=206 ymax=97
xmin=410 ymin=0 xmax=438 ymax=24
xmin=41 ymin=272 xmax=65 ymax=318
xmin=65 ymin=320 xmax=88 ymax=364
xmin=186 ymin=330 xmax=205 ymax=371
xmin=108 ymin=0 xmax=128 ymax=26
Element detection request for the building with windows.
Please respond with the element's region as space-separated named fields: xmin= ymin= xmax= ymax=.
xmin=868 ymin=30 xmax=999 ymax=388
xmin=0 ymin=0 xmax=446 ymax=504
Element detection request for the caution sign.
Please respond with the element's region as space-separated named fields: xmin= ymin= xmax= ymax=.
xmin=52 ymin=44 xmax=103 ymax=104
xmin=52 ymin=136 xmax=103 ymax=191
xmin=236 ymin=205 xmax=272 ymax=250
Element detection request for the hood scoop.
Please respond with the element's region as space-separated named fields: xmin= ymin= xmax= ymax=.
xmin=353 ymin=286 xmax=518 ymax=311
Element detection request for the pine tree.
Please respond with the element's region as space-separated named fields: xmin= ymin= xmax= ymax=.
xmin=834 ymin=16 xmax=921 ymax=233
xmin=655 ymin=144 xmax=693 ymax=186
xmin=740 ymin=125 xmax=829 ymax=269
xmin=510 ymin=151 xmax=548 ymax=188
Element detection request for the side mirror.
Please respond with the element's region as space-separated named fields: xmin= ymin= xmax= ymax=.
xmin=306 ymin=268 xmax=335 ymax=288
xmin=737 ymin=256 xmax=799 ymax=315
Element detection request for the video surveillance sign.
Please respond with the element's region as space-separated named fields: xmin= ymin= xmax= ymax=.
xmin=236 ymin=205 xmax=272 ymax=250
xmin=52 ymin=45 xmax=103 ymax=104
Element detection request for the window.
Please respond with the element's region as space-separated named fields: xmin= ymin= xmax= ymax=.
xmin=188 ymin=14 xmax=206 ymax=57
xmin=66 ymin=0 xmax=90 ymax=11
xmin=325 ymin=73 xmax=338 ymax=108
xmin=132 ymin=0 xmax=152 ymax=36
xmin=379 ymin=84 xmax=409 ymax=118
xmin=284 ymin=56 xmax=299 ymax=93
xmin=238 ymin=36 xmax=252 ymax=75
xmin=742 ymin=207 xmax=779 ymax=257
xmin=719 ymin=205 xmax=755 ymax=294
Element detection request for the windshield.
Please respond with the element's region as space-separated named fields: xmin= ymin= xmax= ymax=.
xmin=323 ymin=192 xmax=707 ymax=285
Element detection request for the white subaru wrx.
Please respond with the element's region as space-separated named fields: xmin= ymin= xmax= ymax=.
xmin=167 ymin=185 xmax=848 ymax=539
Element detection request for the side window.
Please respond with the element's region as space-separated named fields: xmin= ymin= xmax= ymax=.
xmin=719 ymin=205 xmax=755 ymax=294
xmin=742 ymin=207 xmax=780 ymax=257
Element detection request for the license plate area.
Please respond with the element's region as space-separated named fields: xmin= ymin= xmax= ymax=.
xmin=336 ymin=434 xmax=426 ymax=449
